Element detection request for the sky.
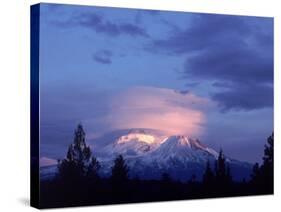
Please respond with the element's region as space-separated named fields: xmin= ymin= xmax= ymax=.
xmin=38 ymin=3 xmax=273 ymax=164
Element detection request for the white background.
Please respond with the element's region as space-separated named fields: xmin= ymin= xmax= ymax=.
xmin=0 ymin=0 xmax=280 ymax=211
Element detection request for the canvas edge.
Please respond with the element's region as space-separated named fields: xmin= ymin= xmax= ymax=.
xmin=30 ymin=3 xmax=40 ymax=209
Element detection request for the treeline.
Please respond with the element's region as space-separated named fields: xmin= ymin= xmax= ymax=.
xmin=39 ymin=124 xmax=273 ymax=208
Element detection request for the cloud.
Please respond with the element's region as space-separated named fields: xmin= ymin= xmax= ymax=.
xmin=151 ymin=14 xmax=251 ymax=54
xmin=105 ymin=86 xmax=211 ymax=136
xmin=212 ymin=84 xmax=273 ymax=111
xmin=54 ymin=12 xmax=149 ymax=38
xmin=150 ymin=14 xmax=273 ymax=111
xmin=201 ymin=107 xmax=273 ymax=163
xmin=40 ymin=157 xmax=57 ymax=167
xmin=93 ymin=50 xmax=113 ymax=64
xmin=184 ymin=44 xmax=273 ymax=85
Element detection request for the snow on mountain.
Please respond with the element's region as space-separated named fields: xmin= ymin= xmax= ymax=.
xmin=99 ymin=133 xmax=219 ymax=166
xmin=40 ymin=129 xmax=253 ymax=182
xmin=97 ymin=131 xmax=252 ymax=181
xmin=98 ymin=129 xmax=166 ymax=158
xmin=150 ymin=135 xmax=218 ymax=162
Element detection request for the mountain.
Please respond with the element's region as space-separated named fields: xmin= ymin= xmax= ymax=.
xmin=98 ymin=129 xmax=166 ymax=158
xmin=149 ymin=135 xmax=219 ymax=162
xmin=40 ymin=129 xmax=253 ymax=182
xmin=97 ymin=130 xmax=252 ymax=181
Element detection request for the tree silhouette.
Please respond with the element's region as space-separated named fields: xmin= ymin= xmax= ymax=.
xmin=214 ymin=149 xmax=232 ymax=193
xmin=40 ymin=125 xmax=274 ymax=207
xmin=261 ymin=133 xmax=274 ymax=185
xmin=203 ymin=160 xmax=215 ymax=188
xmin=251 ymin=133 xmax=274 ymax=193
xmin=250 ymin=162 xmax=260 ymax=192
xmin=57 ymin=124 xmax=100 ymax=182
xmin=111 ymin=155 xmax=129 ymax=184
xmin=110 ymin=155 xmax=129 ymax=199
xmin=87 ymin=156 xmax=101 ymax=180
xmin=215 ymin=149 xmax=226 ymax=182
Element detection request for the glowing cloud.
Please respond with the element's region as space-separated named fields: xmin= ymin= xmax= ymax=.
xmin=40 ymin=157 xmax=57 ymax=167
xmin=106 ymin=86 xmax=210 ymax=136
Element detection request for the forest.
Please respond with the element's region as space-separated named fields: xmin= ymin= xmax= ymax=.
xmin=40 ymin=125 xmax=273 ymax=208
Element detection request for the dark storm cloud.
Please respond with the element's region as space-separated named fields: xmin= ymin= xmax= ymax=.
xmin=150 ymin=14 xmax=273 ymax=111
xmin=53 ymin=12 xmax=149 ymax=38
xmin=184 ymin=46 xmax=273 ymax=84
xmin=93 ymin=50 xmax=113 ymax=64
xmin=152 ymin=14 xmax=251 ymax=54
xmin=212 ymin=84 xmax=273 ymax=111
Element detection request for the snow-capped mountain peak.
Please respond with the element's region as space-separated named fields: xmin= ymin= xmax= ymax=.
xmin=117 ymin=133 xmax=156 ymax=145
xmin=41 ymin=129 xmax=253 ymax=182
xmin=101 ymin=130 xmax=219 ymax=160
xmin=163 ymin=135 xmax=201 ymax=147
xmin=100 ymin=130 xmax=166 ymax=158
xmin=159 ymin=135 xmax=209 ymax=151
xmin=139 ymin=135 xmax=220 ymax=166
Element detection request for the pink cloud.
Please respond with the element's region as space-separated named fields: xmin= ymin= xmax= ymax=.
xmin=106 ymin=86 xmax=211 ymax=136
xmin=40 ymin=157 xmax=57 ymax=167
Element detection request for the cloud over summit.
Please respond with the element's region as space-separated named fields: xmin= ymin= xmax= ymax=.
xmin=106 ymin=86 xmax=210 ymax=136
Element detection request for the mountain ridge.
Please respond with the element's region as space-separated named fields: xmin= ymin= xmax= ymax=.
xmin=40 ymin=129 xmax=253 ymax=182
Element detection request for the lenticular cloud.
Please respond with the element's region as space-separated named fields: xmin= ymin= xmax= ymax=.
xmin=106 ymin=86 xmax=210 ymax=136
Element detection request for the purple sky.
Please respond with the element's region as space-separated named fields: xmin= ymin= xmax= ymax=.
xmin=38 ymin=3 xmax=273 ymax=164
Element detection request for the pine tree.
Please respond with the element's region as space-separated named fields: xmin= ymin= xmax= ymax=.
xmin=262 ymin=133 xmax=273 ymax=174
xmin=87 ymin=156 xmax=101 ymax=180
xmin=203 ymin=160 xmax=215 ymax=186
xmin=58 ymin=124 xmax=100 ymax=181
xmin=251 ymin=163 xmax=260 ymax=181
xmin=215 ymin=149 xmax=226 ymax=182
xmin=71 ymin=123 xmax=91 ymax=165
xmin=259 ymin=133 xmax=274 ymax=193
xmin=214 ymin=149 xmax=233 ymax=193
xmin=111 ymin=155 xmax=129 ymax=185
xmin=249 ymin=133 xmax=273 ymax=194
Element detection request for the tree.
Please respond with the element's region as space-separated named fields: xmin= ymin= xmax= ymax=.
xmin=261 ymin=133 xmax=274 ymax=181
xmin=250 ymin=133 xmax=274 ymax=194
xmin=87 ymin=156 xmax=101 ymax=180
xmin=71 ymin=123 xmax=91 ymax=165
xmin=111 ymin=155 xmax=129 ymax=184
xmin=258 ymin=133 xmax=274 ymax=193
xmin=57 ymin=124 xmax=100 ymax=181
xmin=110 ymin=155 xmax=129 ymax=199
xmin=215 ymin=149 xmax=227 ymax=183
xmin=203 ymin=160 xmax=215 ymax=186
xmin=251 ymin=163 xmax=260 ymax=182
xmin=250 ymin=162 xmax=261 ymax=193
xmin=214 ymin=149 xmax=232 ymax=193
